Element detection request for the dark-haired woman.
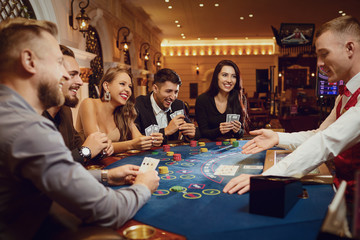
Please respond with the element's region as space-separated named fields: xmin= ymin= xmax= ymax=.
xmin=76 ymin=67 xmax=163 ymax=153
xmin=195 ymin=60 xmax=249 ymax=140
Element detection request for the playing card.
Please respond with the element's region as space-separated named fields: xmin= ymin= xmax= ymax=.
xmin=214 ymin=165 xmax=239 ymax=176
xmin=226 ymin=114 xmax=232 ymax=122
xmin=229 ymin=114 xmax=240 ymax=122
xmin=139 ymin=157 xmax=160 ymax=172
xmin=175 ymin=109 xmax=184 ymax=116
xmin=145 ymin=125 xmax=152 ymax=136
xmin=152 ymin=125 xmax=160 ymax=133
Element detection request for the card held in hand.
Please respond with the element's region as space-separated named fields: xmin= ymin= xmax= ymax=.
xmin=139 ymin=157 xmax=160 ymax=172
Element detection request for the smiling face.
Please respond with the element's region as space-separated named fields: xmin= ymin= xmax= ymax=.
xmin=62 ymin=55 xmax=83 ymax=107
xmin=217 ymin=65 xmax=236 ymax=94
xmin=35 ymin=31 xmax=69 ymax=109
xmin=153 ymin=81 xmax=179 ymax=110
xmin=103 ymin=72 xmax=132 ymax=106
xmin=316 ymin=30 xmax=351 ymax=83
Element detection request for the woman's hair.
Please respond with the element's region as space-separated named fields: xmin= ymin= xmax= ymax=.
xmin=206 ymin=60 xmax=249 ymax=132
xmin=99 ymin=67 xmax=136 ymax=141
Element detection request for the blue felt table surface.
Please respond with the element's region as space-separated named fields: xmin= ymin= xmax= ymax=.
xmin=106 ymin=141 xmax=334 ymax=240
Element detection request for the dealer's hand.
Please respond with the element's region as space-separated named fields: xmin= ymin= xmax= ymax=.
xmin=223 ymin=174 xmax=258 ymax=195
xmin=241 ymin=129 xmax=279 ymax=154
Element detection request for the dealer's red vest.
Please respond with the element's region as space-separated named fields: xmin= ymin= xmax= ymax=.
xmin=333 ymin=86 xmax=360 ymax=200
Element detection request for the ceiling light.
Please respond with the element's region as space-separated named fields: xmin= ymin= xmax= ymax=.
xmin=245 ymin=37 xmax=248 ymax=39
xmin=175 ymin=20 xmax=179 ymax=23
xmin=182 ymin=36 xmax=186 ymax=39
xmin=214 ymin=37 xmax=218 ymax=40
xmin=338 ymin=10 xmax=343 ymax=13
xmin=342 ymin=13 xmax=346 ymax=16
xmin=177 ymin=24 xmax=181 ymax=27
xmin=168 ymin=5 xmax=172 ymax=9
xmin=199 ymin=3 xmax=204 ymax=7
xmin=165 ymin=0 xmax=169 ymax=2
xmin=198 ymin=38 xmax=201 ymax=40
xmin=249 ymin=14 xmax=253 ymax=17
xmin=214 ymin=3 xmax=219 ymax=7
xmin=181 ymin=33 xmax=184 ymax=36
xmin=240 ymin=17 xmax=244 ymax=20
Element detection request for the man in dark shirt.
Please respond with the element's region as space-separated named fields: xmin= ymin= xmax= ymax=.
xmin=43 ymin=45 xmax=112 ymax=164
xmin=135 ymin=68 xmax=199 ymax=143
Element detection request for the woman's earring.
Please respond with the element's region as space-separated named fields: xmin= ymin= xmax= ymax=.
xmin=104 ymin=91 xmax=111 ymax=101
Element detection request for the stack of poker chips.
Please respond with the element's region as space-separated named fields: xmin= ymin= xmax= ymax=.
xmin=163 ymin=144 xmax=170 ymax=152
xmin=232 ymin=141 xmax=240 ymax=147
xmin=166 ymin=151 xmax=174 ymax=156
xmin=230 ymin=138 xmax=237 ymax=144
xmin=158 ymin=166 xmax=169 ymax=174
xmin=173 ymin=153 xmax=182 ymax=161
xmin=223 ymin=141 xmax=230 ymax=145
xmin=198 ymin=142 xmax=206 ymax=147
xmin=190 ymin=140 xmax=197 ymax=147
xmin=216 ymin=141 xmax=222 ymax=146
xmin=200 ymin=148 xmax=208 ymax=153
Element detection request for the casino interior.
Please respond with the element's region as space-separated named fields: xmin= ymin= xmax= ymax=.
xmin=2 ymin=0 xmax=360 ymax=239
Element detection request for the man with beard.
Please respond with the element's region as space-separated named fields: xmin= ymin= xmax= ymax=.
xmin=0 ymin=18 xmax=159 ymax=240
xmin=43 ymin=45 xmax=113 ymax=164
xmin=135 ymin=68 xmax=199 ymax=143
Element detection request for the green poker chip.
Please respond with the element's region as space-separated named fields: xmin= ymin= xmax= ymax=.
xmin=151 ymin=151 xmax=159 ymax=155
xmin=170 ymin=186 xmax=186 ymax=192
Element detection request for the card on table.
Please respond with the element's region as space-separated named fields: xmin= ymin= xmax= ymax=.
xmin=139 ymin=157 xmax=160 ymax=172
xmin=214 ymin=164 xmax=239 ymax=176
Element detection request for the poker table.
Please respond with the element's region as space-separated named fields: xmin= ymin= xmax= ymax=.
xmin=105 ymin=141 xmax=334 ymax=240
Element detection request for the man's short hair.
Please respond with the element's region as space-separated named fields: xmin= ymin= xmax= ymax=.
xmin=0 ymin=17 xmax=58 ymax=73
xmin=315 ymin=15 xmax=360 ymax=43
xmin=60 ymin=44 xmax=75 ymax=58
xmin=154 ymin=68 xmax=182 ymax=86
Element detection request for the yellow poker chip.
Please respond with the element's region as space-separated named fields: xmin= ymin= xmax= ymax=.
xmin=230 ymin=138 xmax=237 ymax=143
xmin=158 ymin=166 xmax=169 ymax=174
xmin=200 ymin=148 xmax=208 ymax=153
xmin=166 ymin=151 xmax=174 ymax=156
xmin=198 ymin=142 xmax=206 ymax=146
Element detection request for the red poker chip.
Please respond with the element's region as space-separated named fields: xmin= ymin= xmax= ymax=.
xmin=173 ymin=153 xmax=181 ymax=161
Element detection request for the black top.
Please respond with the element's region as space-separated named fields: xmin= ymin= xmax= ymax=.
xmin=135 ymin=93 xmax=200 ymax=143
xmin=43 ymin=106 xmax=84 ymax=163
xmin=195 ymin=92 xmax=244 ymax=140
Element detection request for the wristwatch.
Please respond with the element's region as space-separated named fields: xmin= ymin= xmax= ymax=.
xmin=79 ymin=146 xmax=91 ymax=160
xmin=101 ymin=170 xmax=108 ymax=184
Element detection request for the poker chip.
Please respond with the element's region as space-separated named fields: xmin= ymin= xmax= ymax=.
xmin=200 ymin=148 xmax=208 ymax=153
xmin=230 ymin=138 xmax=237 ymax=143
xmin=223 ymin=141 xmax=230 ymax=145
xmin=163 ymin=145 xmax=170 ymax=152
xmin=232 ymin=141 xmax=239 ymax=147
xmin=190 ymin=140 xmax=197 ymax=147
xmin=166 ymin=151 xmax=174 ymax=156
xmin=158 ymin=166 xmax=169 ymax=174
xmin=151 ymin=151 xmax=159 ymax=155
xmin=173 ymin=153 xmax=182 ymax=161
xmin=216 ymin=141 xmax=222 ymax=146
xmin=170 ymin=186 xmax=186 ymax=192
xmin=198 ymin=142 xmax=206 ymax=146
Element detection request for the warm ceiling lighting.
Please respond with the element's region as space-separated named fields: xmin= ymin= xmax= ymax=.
xmin=168 ymin=5 xmax=172 ymax=9
xmin=249 ymin=14 xmax=253 ymax=17
xmin=240 ymin=17 xmax=244 ymax=20
xmin=198 ymin=38 xmax=201 ymax=40
xmin=165 ymin=0 xmax=169 ymax=2
xmin=181 ymin=33 xmax=184 ymax=36
xmin=175 ymin=20 xmax=179 ymax=23
xmin=342 ymin=13 xmax=346 ymax=16
xmin=338 ymin=10 xmax=343 ymax=13
xmin=177 ymin=24 xmax=181 ymax=27
xmin=199 ymin=3 xmax=204 ymax=7
xmin=182 ymin=36 xmax=186 ymax=39
xmin=214 ymin=3 xmax=219 ymax=7
xmin=214 ymin=37 xmax=218 ymax=40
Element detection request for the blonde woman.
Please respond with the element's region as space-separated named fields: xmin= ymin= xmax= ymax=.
xmin=76 ymin=67 xmax=163 ymax=153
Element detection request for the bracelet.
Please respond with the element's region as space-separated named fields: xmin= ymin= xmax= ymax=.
xmin=101 ymin=170 xmax=108 ymax=184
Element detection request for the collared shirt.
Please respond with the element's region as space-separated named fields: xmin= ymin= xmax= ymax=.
xmin=0 ymin=84 xmax=151 ymax=240
xmin=263 ymin=72 xmax=360 ymax=177
xmin=150 ymin=93 xmax=171 ymax=129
